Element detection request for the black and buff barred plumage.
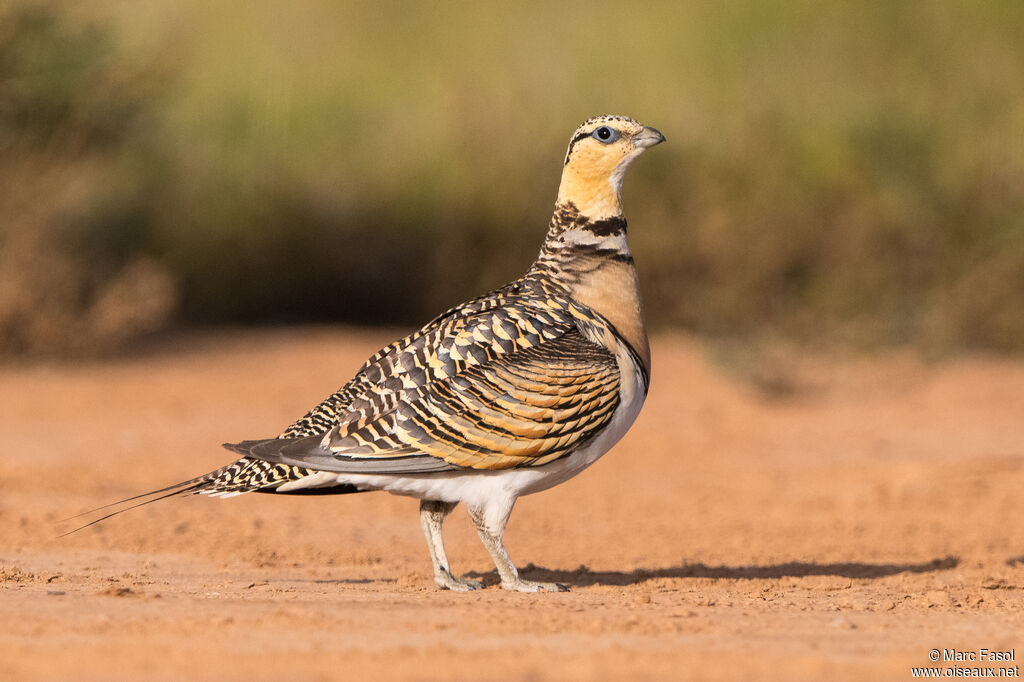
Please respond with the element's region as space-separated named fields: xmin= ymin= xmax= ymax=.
xmin=67 ymin=115 xmax=665 ymax=592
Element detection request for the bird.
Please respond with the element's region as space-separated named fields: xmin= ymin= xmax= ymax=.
xmin=67 ymin=115 xmax=665 ymax=592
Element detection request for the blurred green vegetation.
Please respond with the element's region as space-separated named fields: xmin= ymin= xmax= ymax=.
xmin=2 ymin=0 xmax=1023 ymax=356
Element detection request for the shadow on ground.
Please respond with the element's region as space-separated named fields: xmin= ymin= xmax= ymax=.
xmin=465 ymin=556 xmax=960 ymax=588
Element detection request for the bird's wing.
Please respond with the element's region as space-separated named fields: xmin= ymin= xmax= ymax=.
xmin=224 ymin=305 xmax=622 ymax=473
xmin=276 ymin=280 xmax=529 ymax=439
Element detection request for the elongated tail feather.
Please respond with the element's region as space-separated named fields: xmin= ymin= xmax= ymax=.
xmin=58 ymin=456 xmax=364 ymax=537
xmin=57 ymin=475 xmax=214 ymax=537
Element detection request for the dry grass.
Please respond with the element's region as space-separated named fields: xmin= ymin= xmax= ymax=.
xmin=3 ymin=1 xmax=1023 ymax=355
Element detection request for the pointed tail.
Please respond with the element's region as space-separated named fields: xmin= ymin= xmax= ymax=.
xmin=55 ymin=464 xmax=232 ymax=537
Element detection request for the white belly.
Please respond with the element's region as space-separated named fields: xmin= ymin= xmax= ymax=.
xmin=305 ymin=349 xmax=648 ymax=508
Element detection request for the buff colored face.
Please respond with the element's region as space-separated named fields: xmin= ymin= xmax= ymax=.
xmin=558 ymin=115 xmax=665 ymax=218
xmin=564 ymin=118 xmax=647 ymax=174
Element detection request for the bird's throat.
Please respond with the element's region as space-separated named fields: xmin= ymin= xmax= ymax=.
xmin=556 ymin=165 xmax=624 ymax=220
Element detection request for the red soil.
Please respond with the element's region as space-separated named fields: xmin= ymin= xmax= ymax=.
xmin=1 ymin=329 xmax=1022 ymax=680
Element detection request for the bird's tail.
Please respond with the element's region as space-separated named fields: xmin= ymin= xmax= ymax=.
xmin=57 ymin=456 xmax=359 ymax=537
xmin=56 ymin=468 xmax=223 ymax=537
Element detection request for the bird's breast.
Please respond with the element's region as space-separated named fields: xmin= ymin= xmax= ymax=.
xmin=566 ymin=259 xmax=651 ymax=377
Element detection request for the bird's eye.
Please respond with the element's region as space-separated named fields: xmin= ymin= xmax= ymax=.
xmin=592 ymin=126 xmax=618 ymax=143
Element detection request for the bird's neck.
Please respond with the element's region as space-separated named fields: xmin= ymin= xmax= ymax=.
xmin=535 ymin=200 xmax=630 ymax=268
xmin=556 ymin=161 xmax=624 ymax=219
xmin=530 ymin=200 xmax=651 ymax=375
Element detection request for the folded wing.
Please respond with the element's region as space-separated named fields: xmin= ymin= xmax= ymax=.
xmin=224 ymin=310 xmax=621 ymax=474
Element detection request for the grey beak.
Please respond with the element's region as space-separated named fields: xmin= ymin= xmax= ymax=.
xmin=633 ymin=126 xmax=666 ymax=149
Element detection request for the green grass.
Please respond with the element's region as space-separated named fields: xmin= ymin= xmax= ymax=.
xmin=3 ymin=0 xmax=1024 ymax=354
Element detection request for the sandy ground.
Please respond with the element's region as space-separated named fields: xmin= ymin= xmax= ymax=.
xmin=1 ymin=328 xmax=1022 ymax=681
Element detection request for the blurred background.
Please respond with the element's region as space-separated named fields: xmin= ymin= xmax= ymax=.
xmin=2 ymin=0 xmax=1023 ymax=358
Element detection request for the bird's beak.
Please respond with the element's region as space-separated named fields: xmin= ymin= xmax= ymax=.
xmin=633 ymin=126 xmax=666 ymax=149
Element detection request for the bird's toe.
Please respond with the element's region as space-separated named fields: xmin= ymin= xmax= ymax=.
xmin=434 ymin=570 xmax=485 ymax=591
xmin=500 ymin=579 xmax=570 ymax=593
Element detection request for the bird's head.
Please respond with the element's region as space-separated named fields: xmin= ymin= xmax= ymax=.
xmin=557 ymin=115 xmax=665 ymax=219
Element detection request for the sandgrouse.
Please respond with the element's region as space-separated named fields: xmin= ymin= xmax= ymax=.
xmin=72 ymin=115 xmax=665 ymax=592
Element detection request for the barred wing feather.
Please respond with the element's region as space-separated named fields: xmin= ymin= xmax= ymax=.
xmin=224 ymin=321 xmax=620 ymax=473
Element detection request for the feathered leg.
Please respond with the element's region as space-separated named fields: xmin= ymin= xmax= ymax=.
xmin=419 ymin=499 xmax=483 ymax=591
xmin=468 ymin=497 xmax=568 ymax=592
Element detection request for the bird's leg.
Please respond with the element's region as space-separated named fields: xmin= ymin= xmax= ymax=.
xmin=467 ymin=498 xmax=569 ymax=593
xmin=419 ymin=499 xmax=483 ymax=591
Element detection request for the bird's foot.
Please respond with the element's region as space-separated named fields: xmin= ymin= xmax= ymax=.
xmin=500 ymin=578 xmax=569 ymax=593
xmin=434 ymin=569 xmax=485 ymax=591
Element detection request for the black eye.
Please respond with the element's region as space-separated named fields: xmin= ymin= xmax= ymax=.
xmin=592 ymin=126 xmax=618 ymax=143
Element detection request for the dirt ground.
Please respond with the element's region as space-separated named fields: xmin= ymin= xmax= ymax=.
xmin=1 ymin=328 xmax=1022 ymax=681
